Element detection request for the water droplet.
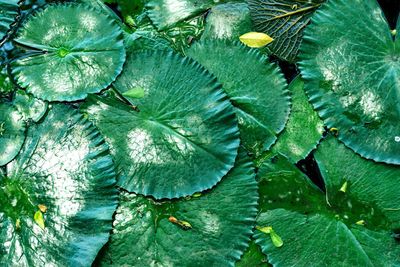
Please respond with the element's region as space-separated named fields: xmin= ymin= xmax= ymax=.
xmin=395 ymin=136 xmax=400 ymax=142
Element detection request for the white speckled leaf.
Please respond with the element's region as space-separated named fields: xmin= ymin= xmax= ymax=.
xmin=96 ymin=149 xmax=258 ymax=266
xmin=0 ymin=104 xmax=118 ymax=266
xmin=299 ymin=0 xmax=400 ymax=164
xmin=187 ymin=40 xmax=289 ymax=156
xmin=0 ymin=102 xmax=25 ymax=166
xmin=11 ymin=3 xmax=126 ymax=101
xmin=82 ymin=50 xmax=240 ymax=199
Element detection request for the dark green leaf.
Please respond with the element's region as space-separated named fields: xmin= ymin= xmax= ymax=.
xmin=187 ymin=40 xmax=289 ymax=156
xmin=269 ymin=76 xmax=324 ymax=163
xmin=11 ymin=3 xmax=126 ymax=101
xmin=97 ymin=149 xmax=258 ymax=266
xmin=82 ymin=50 xmax=240 ymax=199
xmin=255 ymin=137 xmax=400 ymax=266
xmin=0 ymin=0 xmax=19 ymax=45
xmin=0 ymin=104 xmax=118 ymax=266
xmin=299 ymin=0 xmax=400 ymax=164
xmin=247 ymin=0 xmax=324 ymax=62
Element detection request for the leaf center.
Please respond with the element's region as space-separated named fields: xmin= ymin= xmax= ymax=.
xmin=57 ymin=47 xmax=70 ymax=58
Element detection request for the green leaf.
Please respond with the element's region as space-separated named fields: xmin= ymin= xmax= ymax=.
xmin=11 ymin=3 xmax=126 ymax=101
xmin=247 ymin=0 xmax=324 ymax=62
xmin=81 ymin=50 xmax=240 ymax=199
xmin=255 ymin=137 xmax=400 ymax=266
xmin=187 ymin=40 xmax=289 ymax=156
xmin=96 ymin=149 xmax=258 ymax=266
xmin=201 ymin=2 xmax=253 ymax=41
xmin=146 ymin=0 xmax=214 ymax=30
xmin=299 ymin=0 xmax=400 ymax=164
xmin=0 ymin=59 xmax=14 ymax=97
xmin=0 ymin=0 xmax=19 ymax=45
xmin=236 ymin=240 xmax=270 ymax=267
xmin=33 ymin=210 xmax=45 ymax=229
xmin=121 ymin=87 xmax=145 ymax=99
xmin=0 ymin=104 xmax=118 ymax=266
xmin=0 ymin=102 xmax=26 ymax=166
xmin=13 ymin=90 xmax=48 ymax=122
xmin=268 ymin=76 xmax=324 ymax=163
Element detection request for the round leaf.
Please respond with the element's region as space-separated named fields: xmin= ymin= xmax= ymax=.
xmin=0 ymin=102 xmax=25 ymax=166
xmin=0 ymin=0 xmax=19 ymax=45
xmin=187 ymin=40 xmax=289 ymax=156
xmin=299 ymin=0 xmax=400 ymax=164
xmin=255 ymin=137 xmax=400 ymax=266
xmin=96 ymin=150 xmax=258 ymax=266
xmin=82 ymin=50 xmax=240 ymax=199
xmin=0 ymin=104 xmax=118 ymax=266
xmin=11 ymin=3 xmax=126 ymax=101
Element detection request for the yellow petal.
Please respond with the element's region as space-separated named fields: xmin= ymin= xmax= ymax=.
xmin=34 ymin=210 xmax=45 ymax=230
xmin=239 ymin=32 xmax=274 ymax=48
xmin=339 ymin=181 xmax=348 ymax=193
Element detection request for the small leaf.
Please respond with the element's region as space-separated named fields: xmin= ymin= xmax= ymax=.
xmin=15 ymin=219 xmax=21 ymax=230
xmin=256 ymin=225 xmax=272 ymax=234
xmin=270 ymin=229 xmax=284 ymax=248
xmin=339 ymin=181 xmax=348 ymax=193
xmin=256 ymin=226 xmax=283 ymax=247
xmin=168 ymin=216 xmax=192 ymax=230
xmin=122 ymin=87 xmax=145 ymax=99
xmin=34 ymin=210 xmax=45 ymax=230
xmin=239 ymin=32 xmax=273 ymax=48
xmin=356 ymin=220 xmax=365 ymax=226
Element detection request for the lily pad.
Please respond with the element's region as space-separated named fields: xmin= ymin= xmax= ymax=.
xmin=81 ymin=50 xmax=239 ymax=199
xmin=254 ymin=137 xmax=400 ymax=266
xmin=0 ymin=104 xmax=118 ymax=266
xmin=299 ymin=0 xmax=400 ymax=164
xmin=0 ymin=0 xmax=19 ymax=45
xmin=96 ymin=149 xmax=258 ymax=266
xmin=187 ymin=40 xmax=289 ymax=156
xmin=11 ymin=3 xmax=126 ymax=101
xmin=13 ymin=90 xmax=48 ymax=122
xmin=0 ymin=102 xmax=26 ymax=166
xmin=201 ymin=2 xmax=252 ymax=41
xmin=146 ymin=0 xmax=213 ymax=30
xmin=269 ymin=76 xmax=324 ymax=163
xmin=247 ymin=0 xmax=324 ymax=62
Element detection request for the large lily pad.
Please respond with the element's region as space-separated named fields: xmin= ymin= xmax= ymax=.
xmin=97 ymin=149 xmax=258 ymax=266
xmin=254 ymin=137 xmax=400 ymax=266
xmin=0 ymin=0 xmax=19 ymax=45
xmin=11 ymin=3 xmax=126 ymax=101
xmin=268 ymin=76 xmax=324 ymax=163
xmin=299 ymin=0 xmax=400 ymax=164
xmin=187 ymin=40 xmax=289 ymax=156
xmin=247 ymin=0 xmax=324 ymax=62
xmin=0 ymin=102 xmax=25 ymax=166
xmin=0 ymin=104 xmax=118 ymax=266
xmin=81 ymin=50 xmax=239 ymax=199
